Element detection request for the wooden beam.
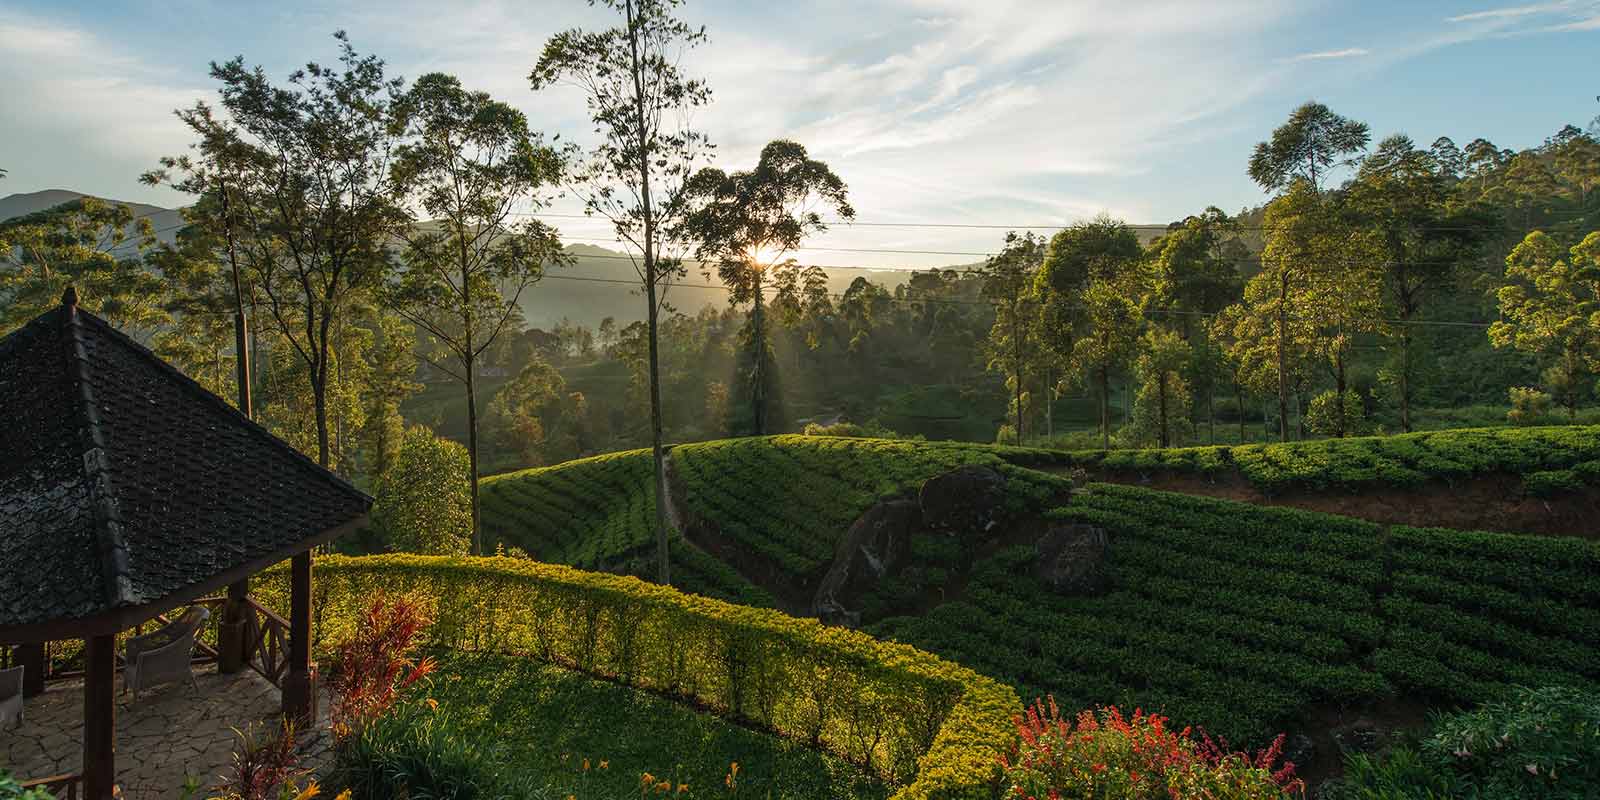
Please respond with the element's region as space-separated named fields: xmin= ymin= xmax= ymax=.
xmin=281 ymin=551 xmax=315 ymax=722
xmin=83 ymin=634 xmax=116 ymax=800
xmin=219 ymin=578 xmax=249 ymax=674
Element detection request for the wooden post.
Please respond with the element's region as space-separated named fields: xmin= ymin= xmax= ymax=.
xmin=17 ymin=642 xmax=45 ymax=697
xmin=219 ymin=579 xmax=248 ymax=673
xmin=282 ymin=551 xmax=315 ymax=722
xmin=83 ymin=634 xmax=116 ymax=800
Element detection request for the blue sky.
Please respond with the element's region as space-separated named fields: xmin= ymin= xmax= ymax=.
xmin=1 ymin=0 xmax=1597 ymax=268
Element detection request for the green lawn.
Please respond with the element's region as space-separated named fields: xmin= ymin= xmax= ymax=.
xmin=428 ymin=652 xmax=890 ymax=800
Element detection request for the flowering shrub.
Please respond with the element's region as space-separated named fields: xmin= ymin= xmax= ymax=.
xmin=327 ymin=593 xmax=436 ymax=744
xmin=999 ymin=697 xmax=1303 ymax=799
xmin=204 ymin=721 xmax=323 ymax=800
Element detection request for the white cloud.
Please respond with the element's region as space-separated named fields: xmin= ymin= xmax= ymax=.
xmin=0 ymin=11 xmax=206 ymax=202
xmin=1446 ymin=3 xmax=1570 ymax=23
xmin=1287 ymin=48 xmax=1370 ymax=62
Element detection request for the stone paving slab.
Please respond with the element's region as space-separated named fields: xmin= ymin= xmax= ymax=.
xmin=0 ymin=664 xmax=332 ymax=799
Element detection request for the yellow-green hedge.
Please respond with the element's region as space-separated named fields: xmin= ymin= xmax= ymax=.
xmin=257 ymin=554 xmax=1018 ymax=799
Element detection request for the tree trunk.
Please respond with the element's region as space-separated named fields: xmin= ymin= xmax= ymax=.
xmin=627 ymin=0 xmax=671 ymax=586
xmin=1207 ymin=383 xmax=1216 ymax=444
xmin=313 ymin=368 xmax=330 ymax=468
xmin=1335 ymin=349 xmax=1347 ymax=438
xmin=1045 ymin=362 xmax=1053 ymax=440
xmin=752 ymin=270 xmax=766 ymax=436
xmin=465 ymin=359 xmax=482 ymax=555
xmin=1157 ymin=373 xmax=1170 ymax=449
xmin=1276 ymin=269 xmax=1290 ymax=442
xmin=1236 ymin=381 xmax=1246 ymax=443
xmin=1099 ymin=366 xmax=1111 ymax=449
xmin=1012 ymin=294 xmax=1024 ymax=444
xmin=1399 ymin=323 xmax=1412 ymax=433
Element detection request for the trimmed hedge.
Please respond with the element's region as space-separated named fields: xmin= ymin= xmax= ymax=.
xmin=1036 ymin=425 xmax=1600 ymax=495
xmin=258 ymin=555 xmax=1019 ymax=800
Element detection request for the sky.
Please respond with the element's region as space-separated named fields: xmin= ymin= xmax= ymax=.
xmin=1 ymin=0 xmax=1597 ymax=269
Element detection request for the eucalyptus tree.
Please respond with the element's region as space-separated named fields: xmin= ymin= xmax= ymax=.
xmin=532 ymin=0 xmax=713 ymax=583
xmin=152 ymin=32 xmax=407 ymax=469
xmin=1248 ymin=102 xmax=1371 ymax=192
xmin=679 ymin=139 xmax=852 ymax=435
xmin=978 ymin=232 xmax=1045 ymax=443
xmin=0 ymin=196 xmax=165 ymax=335
xmin=386 ymin=72 xmax=569 ymax=554
xmin=1347 ymin=135 xmax=1491 ymax=431
xmin=1034 ymin=217 xmax=1144 ymax=448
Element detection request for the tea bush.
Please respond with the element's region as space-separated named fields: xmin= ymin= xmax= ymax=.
xmin=1054 ymin=425 xmax=1600 ymax=495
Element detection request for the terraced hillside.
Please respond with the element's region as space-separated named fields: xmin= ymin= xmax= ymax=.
xmin=1042 ymin=426 xmax=1600 ymax=536
xmin=479 ymin=449 xmax=776 ymax=607
xmin=477 ymin=432 xmax=1600 ymax=757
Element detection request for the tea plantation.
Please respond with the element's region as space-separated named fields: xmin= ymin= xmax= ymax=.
xmin=476 ymin=432 xmax=1600 ymax=752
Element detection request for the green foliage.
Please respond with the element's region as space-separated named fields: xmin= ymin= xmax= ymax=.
xmin=1248 ymin=101 xmax=1371 ymax=192
xmin=0 ymin=770 xmax=54 ymax=800
xmin=485 ymin=357 xmax=585 ymax=467
xmin=1328 ymin=686 xmax=1600 ymax=800
xmin=259 ymin=554 xmax=1021 ymax=799
xmin=1508 ymin=386 xmax=1555 ymax=425
xmin=1125 ymin=328 xmax=1194 ymax=448
xmin=0 ymin=196 xmax=166 ymax=336
xmin=1490 ymin=231 xmax=1600 ymax=417
xmin=334 ymin=700 xmax=537 ymax=799
xmin=1306 ymin=389 xmax=1369 ymax=438
xmin=1421 ymin=685 xmax=1600 ymax=799
xmin=373 ymin=427 xmax=473 ymax=555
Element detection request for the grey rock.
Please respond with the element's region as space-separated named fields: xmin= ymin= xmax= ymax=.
xmin=1033 ymin=523 xmax=1109 ymax=594
xmin=919 ymin=466 xmax=1007 ymax=535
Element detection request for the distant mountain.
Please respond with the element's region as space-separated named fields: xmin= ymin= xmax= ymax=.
xmin=0 ymin=190 xmax=931 ymax=329
xmin=0 ymin=190 xmax=188 ymax=247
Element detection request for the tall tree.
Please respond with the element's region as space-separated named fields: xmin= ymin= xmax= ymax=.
xmin=1248 ymin=101 xmax=1371 ymax=192
xmin=386 ymin=72 xmax=568 ymax=555
xmin=0 ymin=197 xmax=165 ymax=335
xmin=1489 ymin=231 xmax=1600 ymax=418
xmin=1347 ymin=134 xmax=1491 ymax=431
xmin=1034 ymin=217 xmax=1144 ymax=448
xmin=1249 ymin=179 xmax=1335 ymax=439
xmin=978 ymin=232 xmax=1045 ymax=443
xmin=679 ymin=139 xmax=853 ymax=435
xmin=532 ymin=0 xmax=713 ymax=584
xmin=1131 ymin=328 xmax=1192 ymax=448
xmin=154 ymin=33 xmax=406 ymax=468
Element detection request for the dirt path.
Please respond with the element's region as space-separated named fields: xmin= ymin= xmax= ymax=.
xmin=1055 ymin=467 xmax=1599 ymax=538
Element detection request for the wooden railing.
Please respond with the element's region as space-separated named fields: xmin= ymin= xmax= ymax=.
xmin=17 ymin=596 xmax=228 ymax=683
xmin=20 ymin=773 xmax=83 ymax=799
xmin=239 ymin=596 xmax=290 ymax=687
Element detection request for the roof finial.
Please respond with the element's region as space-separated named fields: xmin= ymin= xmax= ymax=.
xmin=62 ymin=285 xmax=79 ymax=308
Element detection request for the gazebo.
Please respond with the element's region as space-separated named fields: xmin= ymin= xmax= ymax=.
xmin=0 ymin=290 xmax=370 ymax=798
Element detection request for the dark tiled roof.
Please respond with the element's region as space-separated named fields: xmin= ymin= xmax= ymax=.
xmin=0 ymin=300 xmax=370 ymax=632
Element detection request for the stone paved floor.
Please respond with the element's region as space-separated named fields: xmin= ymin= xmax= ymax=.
xmin=1 ymin=664 xmax=332 ymax=799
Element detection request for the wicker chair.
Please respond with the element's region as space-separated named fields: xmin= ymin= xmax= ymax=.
xmin=124 ymin=606 xmax=209 ymax=700
xmin=0 ymin=664 xmax=21 ymax=728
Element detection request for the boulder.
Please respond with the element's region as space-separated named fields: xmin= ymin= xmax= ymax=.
xmin=812 ymin=498 xmax=922 ymax=624
xmin=919 ymin=466 xmax=1008 ymax=535
xmin=1033 ymin=523 xmax=1109 ymax=594
xmin=1281 ymin=734 xmax=1317 ymax=770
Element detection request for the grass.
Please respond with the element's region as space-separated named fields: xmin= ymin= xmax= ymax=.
xmin=427 ymin=651 xmax=890 ymax=800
